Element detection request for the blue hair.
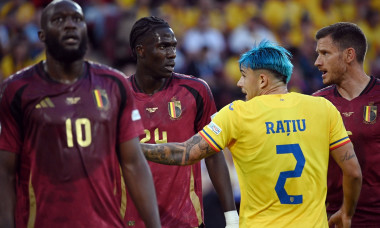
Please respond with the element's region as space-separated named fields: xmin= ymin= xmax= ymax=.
xmin=238 ymin=40 xmax=293 ymax=83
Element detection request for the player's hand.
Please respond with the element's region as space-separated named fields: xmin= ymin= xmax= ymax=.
xmin=328 ymin=209 xmax=352 ymax=228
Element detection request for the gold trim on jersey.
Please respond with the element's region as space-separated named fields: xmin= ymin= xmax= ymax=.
xmin=27 ymin=172 xmax=36 ymax=228
xmin=189 ymin=166 xmax=203 ymax=226
xmin=119 ymin=166 xmax=127 ymax=219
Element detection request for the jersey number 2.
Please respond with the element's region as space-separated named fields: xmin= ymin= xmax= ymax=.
xmin=275 ymin=144 xmax=305 ymax=204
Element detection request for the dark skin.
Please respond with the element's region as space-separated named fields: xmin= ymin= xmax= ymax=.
xmin=134 ymin=26 xmax=236 ymax=215
xmin=38 ymin=0 xmax=87 ymax=84
xmin=0 ymin=151 xmax=17 ymax=227
xmin=0 ymin=1 xmax=160 ymax=227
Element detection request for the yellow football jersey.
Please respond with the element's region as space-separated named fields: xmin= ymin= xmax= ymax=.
xmin=200 ymin=92 xmax=350 ymax=228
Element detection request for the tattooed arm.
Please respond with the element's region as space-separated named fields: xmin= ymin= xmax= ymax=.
xmin=329 ymin=142 xmax=362 ymax=228
xmin=141 ymin=133 xmax=218 ymax=165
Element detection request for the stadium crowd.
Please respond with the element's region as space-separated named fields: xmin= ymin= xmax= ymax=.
xmin=1 ymin=0 xmax=380 ymax=108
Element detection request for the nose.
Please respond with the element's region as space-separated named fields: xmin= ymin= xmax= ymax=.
xmin=237 ymin=77 xmax=243 ymax=88
xmin=314 ymin=55 xmax=321 ymax=67
xmin=167 ymin=47 xmax=176 ymax=58
xmin=64 ymin=16 xmax=77 ymax=28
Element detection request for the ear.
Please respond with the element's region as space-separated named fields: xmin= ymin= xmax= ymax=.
xmin=259 ymin=73 xmax=268 ymax=89
xmin=38 ymin=30 xmax=45 ymax=42
xmin=344 ymin=47 xmax=356 ymax=63
xmin=135 ymin=45 xmax=144 ymax=58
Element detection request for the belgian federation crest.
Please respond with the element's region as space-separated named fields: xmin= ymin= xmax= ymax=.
xmin=363 ymin=103 xmax=377 ymax=124
xmin=93 ymin=89 xmax=109 ymax=110
xmin=168 ymin=99 xmax=182 ymax=119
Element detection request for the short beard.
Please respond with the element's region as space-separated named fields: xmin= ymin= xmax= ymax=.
xmin=45 ymin=35 xmax=87 ymax=63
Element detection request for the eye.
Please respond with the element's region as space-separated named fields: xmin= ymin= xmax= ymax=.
xmin=73 ymin=16 xmax=83 ymax=22
xmin=52 ymin=16 xmax=64 ymax=24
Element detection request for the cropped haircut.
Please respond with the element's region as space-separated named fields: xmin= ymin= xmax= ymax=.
xmin=40 ymin=0 xmax=79 ymax=29
xmin=129 ymin=16 xmax=170 ymax=58
xmin=239 ymin=40 xmax=293 ymax=83
xmin=315 ymin=22 xmax=367 ymax=63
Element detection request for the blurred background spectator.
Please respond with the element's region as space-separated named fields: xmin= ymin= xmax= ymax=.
xmin=2 ymin=0 xmax=380 ymax=101
xmin=1 ymin=0 xmax=380 ymax=226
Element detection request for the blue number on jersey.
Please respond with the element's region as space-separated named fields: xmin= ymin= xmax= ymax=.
xmin=275 ymin=144 xmax=305 ymax=204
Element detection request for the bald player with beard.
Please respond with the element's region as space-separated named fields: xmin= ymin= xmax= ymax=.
xmin=0 ymin=1 xmax=160 ymax=227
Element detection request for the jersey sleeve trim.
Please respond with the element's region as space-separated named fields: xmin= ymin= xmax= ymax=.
xmin=199 ymin=129 xmax=222 ymax=152
xmin=330 ymin=136 xmax=351 ymax=150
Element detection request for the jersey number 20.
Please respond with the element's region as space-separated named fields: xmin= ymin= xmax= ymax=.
xmin=275 ymin=144 xmax=305 ymax=204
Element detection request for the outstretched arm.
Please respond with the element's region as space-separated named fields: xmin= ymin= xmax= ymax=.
xmin=119 ymin=138 xmax=161 ymax=228
xmin=205 ymin=152 xmax=238 ymax=227
xmin=142 ymin=133 xmax=217 ymax=165
xmin=329 ymin=142 xmax=362 ymax=228
xmin=0 ymin=150 xmax=17 ymax=228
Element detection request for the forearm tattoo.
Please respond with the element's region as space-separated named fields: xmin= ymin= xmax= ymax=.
xmin=141 ymin=134 xmax=216 ymax=165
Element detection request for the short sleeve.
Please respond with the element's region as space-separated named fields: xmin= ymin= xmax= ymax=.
xmin=0 ymin=82 xmax=22 ymax=153
xmin=199 ymin=101 xmax=240 ymax=152
xmin=327 ymin=100 xmax=351 ymax=150
xmin=195 ymin=79 xmax=217 ymax=131
xmin=117 ymin=77 xmax=144 ymax=144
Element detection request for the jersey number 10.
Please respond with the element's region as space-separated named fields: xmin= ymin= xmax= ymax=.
xmin=65 ymin=118 xmax=92 ymax=148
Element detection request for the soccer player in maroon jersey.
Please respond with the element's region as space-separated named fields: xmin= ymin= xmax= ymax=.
xmin=0 ymin=1 xmax=160 ymax=227
xmin=124 ymin=16 xmax=238 ymax=228
xmin=313 ymin=22 xmax=380 ymax=227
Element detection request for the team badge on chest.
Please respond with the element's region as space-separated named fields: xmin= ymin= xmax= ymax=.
xmin=93 ymin=89 xmax=109 ymax=110
xmin=168 ymin=98 xmax=182 ymax=119
xmin=363 ymin=103 xmax=377 ymax=124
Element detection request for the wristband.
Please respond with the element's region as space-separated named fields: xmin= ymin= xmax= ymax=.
xmin=224 ymin=210 xmax=239 ymax=228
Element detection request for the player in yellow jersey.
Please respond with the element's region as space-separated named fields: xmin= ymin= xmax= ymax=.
xmin=140 ymin=40 xmax=362 ymax=228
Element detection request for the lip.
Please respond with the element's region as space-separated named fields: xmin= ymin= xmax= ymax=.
xmin=62 ymin=34 xmax=79 ymax=44
xmin=318 ymin=68 xmax=327 ymax=78
xmin=164 ymin=65 xmax=175 ymax=72
xmin=321 ymin=71 xmax=327 ymax=78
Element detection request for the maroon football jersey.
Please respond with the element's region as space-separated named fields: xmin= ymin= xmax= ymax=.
xmin=313 ymin=76 xmax=380 ymax=227
xmin=0 ymin=61 xmax=143 ymax=227
xmin=124 ymin=73 xmax=217 ymax=227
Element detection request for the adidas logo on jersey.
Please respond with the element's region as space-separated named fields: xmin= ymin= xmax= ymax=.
xmin=35 ymin=97 xmax=55 ymax=109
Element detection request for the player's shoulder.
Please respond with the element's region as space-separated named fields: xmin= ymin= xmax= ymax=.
xmin=312 ymin=85 xmax=335 ymax=97
xmin=369 ymin=76 xmax=380 ymax=92
xmin=1 ymin=62 xmax=39 ymax=92
xmin=171 ymin=72 xmax=211 ymax=90
xmin=290 ymin=91 xmax=330 ymax=103
xmin=86 ymin=60 xmax=128 ymax=80
xmin=222 ymin=99 xmax=244 ymax=112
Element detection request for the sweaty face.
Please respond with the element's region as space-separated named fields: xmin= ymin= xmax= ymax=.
xmin=41 ymin=0 xmax=87 ymax=63
xmin=237 ymin=67 xmax=260 ymax=101
xmin=314 ymin=36 xmax=346 ymax=85
xmin=140 ymin=27 xmax=177 ymax=79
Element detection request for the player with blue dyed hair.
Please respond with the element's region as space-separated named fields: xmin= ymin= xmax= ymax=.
xmin=139 ymin=41 xmax=362 ymax=227
xmin=239 ymin=40 xmax=293 ymax=83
